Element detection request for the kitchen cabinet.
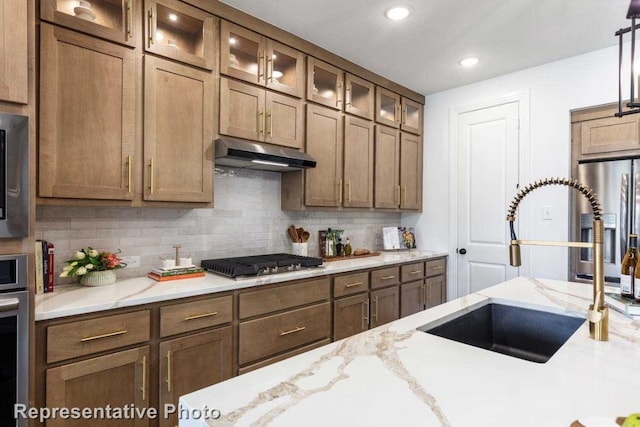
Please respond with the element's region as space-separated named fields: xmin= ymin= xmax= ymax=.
xmin=41 ymin=0 xmax=139 ymax=48
xmin=219 ymin=77 xmax=304 ymax=149
xmin=0 ymin=0 xmax=27 ymax=103
xmin=374 ymin=125 xmax=400 ymax=209
xmin=343 ymin=116 xmax=374 ymax=208
xmin=334 ymin=293 xmax=369 ymax=341
xmin=39 ymin=23 xmax=136 ymax=201
xmin=375 ymin=87 xmax=423 ymax=135
xmin=307 ymin=57 xmax=344 ymax=110
xmin=220 ymin=20 xmax=304 ymax=98
xmin=143 ymin=55 xmax=213 ymax=202
xmin=370 ymin=286 xmax=400 ymax=328
xmin=304 ymin=104 xmax=344 ymax=206
xmin=344 ymin=73 xmax=374 ymax=120
xmin=144 ymin=0 xmax=215 ymax=70
xmin=400 ymin=257 xmax=447 ymax=317
xmin=400 ymin=132 xmax=422 ymax=210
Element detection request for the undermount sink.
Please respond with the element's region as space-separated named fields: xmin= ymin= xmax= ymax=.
xmin=417 ymin=301 xmax=585 ymax=363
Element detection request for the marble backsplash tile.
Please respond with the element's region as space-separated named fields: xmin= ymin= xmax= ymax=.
xmin=37 ymin=168 xmax=402 ymax=280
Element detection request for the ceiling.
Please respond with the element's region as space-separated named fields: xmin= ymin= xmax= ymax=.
xmin=220 ymin=0 xmax=631 ymax=96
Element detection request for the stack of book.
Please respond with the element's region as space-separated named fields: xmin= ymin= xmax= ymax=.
xmin=147 ymin=265 xmax=205 ymax=282
xmin=604 ymin=292 xmax=640 ymax=319
xmin=35 ymin=239 xmax=55 ymax=294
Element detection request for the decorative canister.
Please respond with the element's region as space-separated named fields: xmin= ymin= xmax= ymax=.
xmin=80 ymin=270 xmax=117 ymax=287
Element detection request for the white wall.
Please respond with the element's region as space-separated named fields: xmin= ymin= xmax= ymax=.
xmin=405 ymin=43 xmax=626 ymax=296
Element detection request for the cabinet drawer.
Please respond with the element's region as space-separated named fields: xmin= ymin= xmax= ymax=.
xmin=333 ymin=271 xmax=369 ymax=297
xmin=47 ymin=310 xmax=151 ymax=363
xmin=425 ymin=258 xmax=446 ymax=278
xmin=239 ymin=302 xmax=331 ymax=365
xmin=370 ymin=266 xmax=400 ymax=289
xmin=239 ymin=277 xmax=330 ymax=319
xmin=238 ymin=339 xmax=331 ymax=375
xmin=160 ymin=295 xmax=233 ymax=338
xmin=401 ymin=262 xmax=425 ymax=281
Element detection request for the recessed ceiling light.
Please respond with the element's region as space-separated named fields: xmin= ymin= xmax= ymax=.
xmin=168 ymin=13 xmax=178 ymax=22
xmin=385 ymin=5 xmax=412 ymax=21
xmin=459 ymin=57 xmax=479 ymax=68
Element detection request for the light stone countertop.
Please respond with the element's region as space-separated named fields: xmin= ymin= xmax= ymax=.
xmin=35 ymin=250 xmax=447 ymax=321
xmin=178 ymin=277 xmax=640 ymax=427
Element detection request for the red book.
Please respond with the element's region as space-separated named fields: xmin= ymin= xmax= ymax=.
xmin=147 ymin=272 xmax=205 ymax=282
xmin=47 ymin=242 xmax=55 ymax=293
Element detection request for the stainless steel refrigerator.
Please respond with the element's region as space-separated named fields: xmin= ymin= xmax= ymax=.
xmin=570 ymin=159 xmax=640 ymax=286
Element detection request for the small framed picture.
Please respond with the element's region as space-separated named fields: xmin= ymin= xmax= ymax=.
xmin=383 ymin=227 xmax=417 ymax=250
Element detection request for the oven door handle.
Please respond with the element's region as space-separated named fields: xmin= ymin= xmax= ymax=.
xmin=0 ymin=298 xmax=19 ymax=312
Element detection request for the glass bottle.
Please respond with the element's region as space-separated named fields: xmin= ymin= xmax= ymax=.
xmin=623 ymin=234 xmax=638 ymax=298
xmin=336 ymin=238 xmax=344 ymax=257
xmin=344 ymin=238 xmax=352 ymax=256
xmin=325 ymin=228 xmax=334 ymax=257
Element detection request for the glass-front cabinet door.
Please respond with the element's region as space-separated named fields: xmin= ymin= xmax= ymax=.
xmin=375 ymin=87 xmax=400 ymax=128
xmin=220 ymin=20 xmax=266 ymax=86
xmin=266 ymin=40 xmax=304 ymax=98
xmin=345 ymin=73 xmax=374 ymax=120
xmin=307 ymin=57 xmax=344 ymax=110
xmin=145 ymin=0 xmax=214 ymax=70
xmin=41 ymin=0 xmax=139 ymax=47
xmin=401 ymin=97 xmax=423 ymax=135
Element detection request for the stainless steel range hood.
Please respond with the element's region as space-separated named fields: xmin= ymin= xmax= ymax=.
xmin=214 ymin=137 xmax=316 ymax=172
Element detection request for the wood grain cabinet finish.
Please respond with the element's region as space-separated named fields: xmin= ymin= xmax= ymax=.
xmin=333 ymin=293 xmax=368 ymax=341
xmin=400 ymin=132 xmax=423 ymax=210
xmin=39 ymin=23 xmax=136 ymax=201
xmin=370 ymin=266 xmax=400 ymax=289
xmin=343 ymin=116 xmax=374 ymax=207
xmin=220 ymin=77 xmax=304 ymax=149
xmin=305 ymin=104 xmax=344 ymax=206
xmin=425 ymin=257 xmax=446 ymax=278
xmin=579 ymin=114 xmax=640 ymax=157
xmin=401 ymin=97 xmax=423 ymax=135
xmin=426 ymin=275 xmax=445 ymax=309
xmin=375 ymin=87 xmax=401 ymax=128
xmin=333 ymin=271 xmax=369 ymax=298
xmin=144 ymin=0 xmax=215 ymax=70
xmin=46 ymin=346 xmax=150 ymax=427
xmin=374 ymin=125 xmax=401 ymax=208
xmin=400 ymin=257 xmax=447 ymax=317
xmin=344 ymin=73 xmax=374 ymax=120
xmin=400 ymin=262 xmax=425 ymax=282
xmin=400 ymin=280 xmax=424 ymax=318
xmin=41 ymin=0 xmax=139 ymax=47
xmin=159 ymin=327 xmax=232 ymax=427
xmin=0 ymin=0 xmax=27 ymax=103
xmin=160 ymin=295 xmax=233 ymax=337
xmin=220 ymin=20 xmax=304 ymax=98
xmin=307 ymin=57 xmax=344 ymax=110
xmin=370 ymin=286 xmax=400 ymax=328
xmin=144 ymin=55 xmax=213 ymax=203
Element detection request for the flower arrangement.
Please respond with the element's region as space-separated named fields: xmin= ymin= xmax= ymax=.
xmin=60 ymin=247 xmax=127 ymax=282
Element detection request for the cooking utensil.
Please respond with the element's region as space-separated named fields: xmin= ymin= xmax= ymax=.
xmin=301 ymin=231 xmax=310 ymax=243
xmin=296 ymin=227 xmax=304 ymax=242
xmin=288 ymin=225 xmax=299 ymax=242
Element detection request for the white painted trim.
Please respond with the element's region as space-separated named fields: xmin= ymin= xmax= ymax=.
xmin=447 ymin=91 xmax=531 ymax=299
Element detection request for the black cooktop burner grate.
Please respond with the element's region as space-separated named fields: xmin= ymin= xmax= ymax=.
xmin=201 ymin=253 xmax=323 ymax=278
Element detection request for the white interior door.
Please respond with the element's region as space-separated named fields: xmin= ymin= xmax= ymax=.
xmin=457 ymin=101 xmax=520 ymax=295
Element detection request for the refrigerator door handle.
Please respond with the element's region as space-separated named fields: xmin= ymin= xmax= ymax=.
xmin=621 ymin=173 xmax=629 ymax=262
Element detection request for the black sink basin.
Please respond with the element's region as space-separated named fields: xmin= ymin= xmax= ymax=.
xmin=418 ymin=302 xmax=585 ymax=363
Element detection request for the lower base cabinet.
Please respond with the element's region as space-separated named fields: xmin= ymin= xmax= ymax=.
xmin=333 ymin=293 xmax=369 ymax=341
xmin=45 ymin=346 xmax=150 ymax=427
xmin=158 ymin=327 xmax=233 ymax=427
xmin=370 ymin=286 xmax=400 ymax=328
xmin=400 ymin=280 xmax=424 ymax=318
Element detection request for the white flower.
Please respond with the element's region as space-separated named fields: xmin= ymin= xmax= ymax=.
xmin=88 ymin=249 xmax=98 ymax=257
xmin=59 ymin=271 xmax=69 ymax=278
xmin=75 ymin=251 xmax=86 ymax=260
xmin=70 ymin=261 xmax=78 ymax=267
xmin=85 ymin=264 xmax=94 ymax=270
xmin=62 ymin=265 xmax=73 ymax=272
xmin=76 ymin=267 xmax=87 ymax=276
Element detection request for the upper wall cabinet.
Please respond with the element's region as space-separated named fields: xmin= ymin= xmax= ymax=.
xmin=220 ymin=20 xmax=304 ymax=98
xmin=0 ymin=0 xmax=27 ymax=104
xmin=401 ymin=97 xmax=423 ymax=135
xmin=144 ymin=0 xmax=215 ymax=70
xmin=345 ymin=73 xmax=374 ymax=120
xmin=41 ymin=0 xmax=139 ymax=47
xmin=375 ymin=87 xmax=423 ymax=135
xmin=307 ymin=57 xmax=344 ymax=110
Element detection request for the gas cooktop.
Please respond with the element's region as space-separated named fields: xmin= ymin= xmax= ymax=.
xmin=201 ymin=253 xmax=323 ymax=278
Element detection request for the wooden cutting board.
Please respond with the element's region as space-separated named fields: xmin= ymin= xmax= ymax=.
xmin=570 ymin=417 xmax=626 ymax=427
xmin=322 ymin=251 xmax=381 ymax=262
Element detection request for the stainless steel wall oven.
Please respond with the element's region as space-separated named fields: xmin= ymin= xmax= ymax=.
xmin=0 ymin=113 xmax=28 ymax=238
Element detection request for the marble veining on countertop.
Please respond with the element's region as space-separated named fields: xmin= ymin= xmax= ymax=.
xmin=35 ymin=250 xmax=447 ymax=321
xmin=179 ymin=277 xmax=640 ymax=427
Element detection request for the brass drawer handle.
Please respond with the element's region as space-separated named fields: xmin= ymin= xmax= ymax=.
xmin=165 ymin=350 xmax=172 ymax=392
xmin=380 ymin=275 xmax=395 ymax=280
xmin=141 ymin=355 xmax=147 ymax=401
xmin=409 ymin=270 xmax=422 ymax=275
xmin=126 ymin=155 xmax=132 ymax=193
xmin=148 ymin=158 xmax=154 ymax=193
xmin=80 ymin=330 xmax=127 ymax=342
xmin=430 ymin=266 xmax=444 ymax=270
xmin=280 ymin=326 xmax=306 ymax=336
xmin=147 ymin=9 xmax=154 ymax=46
xmin=373 ymin=296 xmax=378 ymax=321
xmin=184 ymin=311 xmax=218 ymax=321
xmin=345 ymin=281 xmax=364 ymax=288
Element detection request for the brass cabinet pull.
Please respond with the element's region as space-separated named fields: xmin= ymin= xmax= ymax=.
xmin=421 ymin=284 xmax=426 ymax=307
xmin=140 ymin=356 xmax=147 ymax=401
xmin=258 ymin=110 xmax=264 ymax=135
xmin=126 ymin=155 xmax=132 ymax=193
xmin=347 ymin=180 xmax=352 ymax=204
xmin=336 ymin=83 xmax=342 ymax=107
xmin=80 ymin=329 xmax=127 ymax=342
xmin=346 ymin=86 xmax=352 ymax=107
xmin=165 ymin=351 xmax=172 ymax=392
xmin=380 ymin=275 xmax=395 ymax=280
xmin=394 ymin=185 xmax=400 ymax=203
xmin=401 ymin=186 xmax=407 ymax=205
xmin=373 ymin=296 xmax=379 ymax=321
xmin=258 ymin=52 xmax=264 ymax=79
xmin=409 ymin=270 xmax=422 ymax=275
xmin=345 ymin=281 xmax=363 ymax=288
xmin=431 ymin=266 xmax=444 ymax=270
xmin=147 ymin=9 xmax=154 ymax=46
xmin=362 ymin=299 xmax=369 ymax=330
xmin=184 ymin=311 xmax=218 ymax=321
xmin=268 ymin=109 xmax=273 ymax=137
xmin=267 ymin=57 xmax=273 ymax=82
xmin=280 ymin=326 xmax=306 ymax=336
xmin=395 ymin=104 xmax=401 ymax=124
xmin=337 ymin=179 xmax=343 ymax=204
xmin=126 ymin=0 xmax=134 ymax=39
xmin=402 ymin=106 xmax=407 ymax=125
xmin=148 ymin=158 xmax=154 ymax=193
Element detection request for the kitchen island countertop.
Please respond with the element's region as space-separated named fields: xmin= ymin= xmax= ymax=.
xmin=35 ymin=250 xmax=447 ymax=321
xmin=178 ymin=277 xmax=640 ymax=427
